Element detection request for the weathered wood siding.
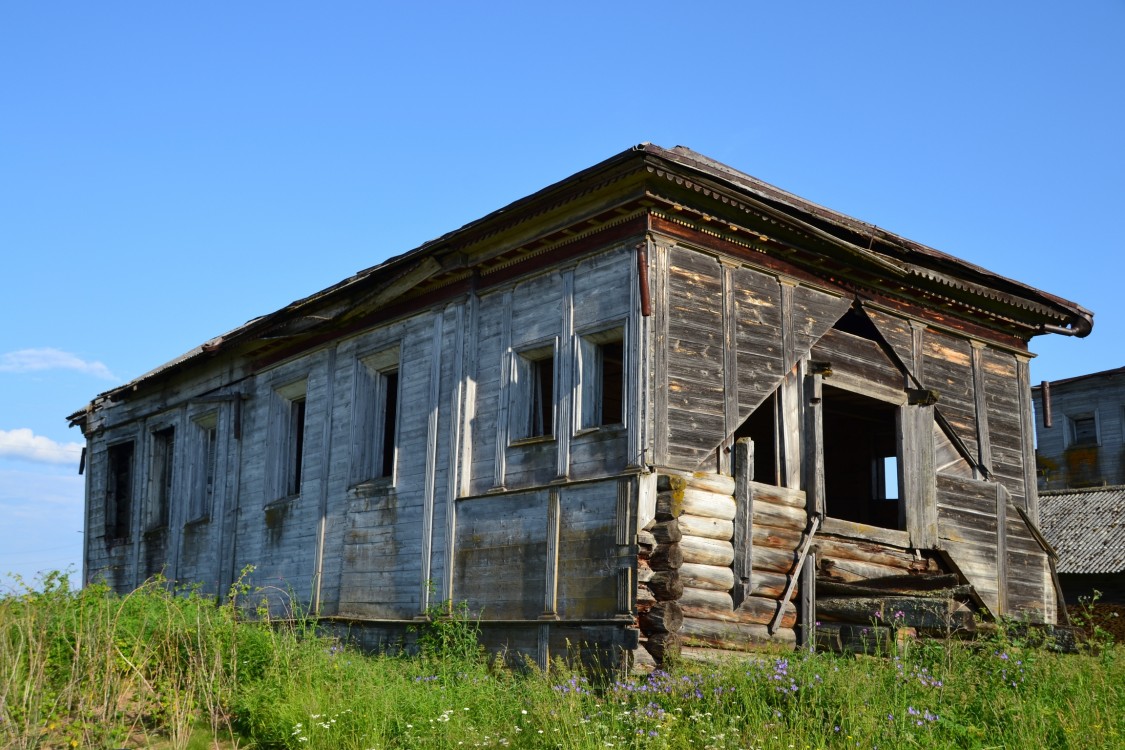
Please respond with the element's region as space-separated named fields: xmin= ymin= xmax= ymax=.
xmin=981 ymin=348 xmax=1027 ymax=508
xmin=82 ymin=240 xmax=641 ymax=635
xmin=659 ymin=243 xmax=849 ymax=470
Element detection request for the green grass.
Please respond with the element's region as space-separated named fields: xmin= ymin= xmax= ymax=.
xmin=2 ymin=572 xmax=1122 ymax=749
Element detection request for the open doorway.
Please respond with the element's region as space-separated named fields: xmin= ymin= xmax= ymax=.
xmin=733 ymin=391 xmax=779 ymax=485
xmin=821 ymin=385 xmax=903 ymax=530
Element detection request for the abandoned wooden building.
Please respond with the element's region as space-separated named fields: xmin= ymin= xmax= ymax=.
xmin=69 ymin=144 xmax=1094 ymax=664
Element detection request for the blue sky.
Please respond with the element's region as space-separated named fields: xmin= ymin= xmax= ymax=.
xmin=2 ymin=2 xmax=1122 ymax=586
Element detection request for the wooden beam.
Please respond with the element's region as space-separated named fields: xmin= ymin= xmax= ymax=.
xmin=732 ymin=438 xmax=754 ymax=609
xmin=971 ymin=341 xmax=993 ymax=478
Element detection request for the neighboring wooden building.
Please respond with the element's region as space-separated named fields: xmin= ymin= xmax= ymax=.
xmin=1032 ymin=366 xmax=1125 ymax=490
xmin=69 ymin=145 xmax=1093 ymax=664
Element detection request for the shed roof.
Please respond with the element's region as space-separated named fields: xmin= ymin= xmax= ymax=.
xmin=1039 ymin=487 xmax=1125 ymax=574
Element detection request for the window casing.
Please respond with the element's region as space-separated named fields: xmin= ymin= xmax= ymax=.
xmin=105 ymin=441 xmax=135 ymax=542
xmin=146 ymin=426 xmax=175 ymax=531
xmin=578 ymin=327 xmax=625 ymax=430
xmin=353 ymin=347 xmax=401 ymax=484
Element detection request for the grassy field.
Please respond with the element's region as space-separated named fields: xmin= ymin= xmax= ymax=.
xmin=1 ymin=572 xmax=1122 ymax=750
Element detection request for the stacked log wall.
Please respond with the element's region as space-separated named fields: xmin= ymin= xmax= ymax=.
xmin=638 ymin=472 xmax=801 ymax=659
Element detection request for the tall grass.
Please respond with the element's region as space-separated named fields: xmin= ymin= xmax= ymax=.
xmin=2 ymin=571 xmax=1122 ymax=749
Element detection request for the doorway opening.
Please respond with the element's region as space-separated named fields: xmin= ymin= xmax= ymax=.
xmin=821 ymin=385 xmax=903 ymax=530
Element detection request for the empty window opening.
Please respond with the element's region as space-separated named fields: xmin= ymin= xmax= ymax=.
xmin=529 ymin=356 xmax=554 ymax=437
xmin=380 ymin=371 xmax=399 ymax=477
xmin=513 ymin=344 xmax=556 ymax=441
xmin=354 ymin=347 xmax=401 ymax=484
xmin=579 ymin=329 xmax=625 ymax=429
xmin=148 ymin=427 xmax=175 ymax=531
xmin=732 ymin=391 xmax=779 ymax=486
xmin=286 ymin=397 xmax=307 ymax=496
xmin=190 ymin=413 xmax=218 ymax=521
xmin=822 ymin=385 xmax=903 ymax=530
xmin=1070 ymin=414 xmax=1097 ymax=446
xmin=106 ymin=441 xmax=135 ymax=541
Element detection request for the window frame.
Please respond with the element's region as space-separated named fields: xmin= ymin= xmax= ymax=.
xmin=187 ymin=411 xmax=219 ymax=523
xmin=510 ymin=338 xmax=558 ymax=443
xmin=1067 ymin=412 xmax=1099 ymax=448
xmin=146 ymin=424 xmax=176 ymax=532
xmin=270 ymin=378 xmax=309 ymax=503
xmin=352 ymin=345 xmax=402 ymax=486
xmin=104 ymin=439 xmax=136 ymax=543
xmin=576 ymin=324 xmax=627 ymax=433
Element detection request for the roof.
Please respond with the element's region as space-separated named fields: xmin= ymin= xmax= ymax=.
xmin=68 ymin=143 xmax=1095 ymax=427
xmin=1031 ymin=365 xmax=1125 ymax=393
xmin=1039 ymin=486 xmax=1125 ymax=574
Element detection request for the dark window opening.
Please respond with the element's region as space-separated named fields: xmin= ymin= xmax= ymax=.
xmin=106 ymin=441 xmax=135 ymax=541
xmin=379 ymin=370 xmax=399 ymax=478
xmin=822 ymin=385 xmax=903 ymax=530
xmin=529 ymin=355 xmax=554 ymax=437
xmin=149 ymin=427 xmax=175 ymax=530
xmin=597 ymin=340 xmax=624 ymax=426
xmin=733 ymin=391 xmax=780 ymax=486
xmin=1071 ymin=415 xmax=1097 ymax=446
xmin=200 ymin=423 xmax=217 ymax=518
xmin=286 ymin=397 xmax=307 ymax=496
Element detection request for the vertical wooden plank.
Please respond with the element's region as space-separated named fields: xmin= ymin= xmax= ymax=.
xmin=131 ymin=434 xmax=147 ymax=589
xmin=627 ymin=239 xmax=646 ymax=468
xmin=799 ymin=548 xmax=816 ymax=651
xmin=904 ymin=404 xmax=938 ymax=549
xmin=537 ymin=624 xmax=550 ymax=671
xmin=910 ymin=321 xmax=926 ymax=387
xmin=652 ymin=240 xmax=671 ymax=466
xmin=443 ymin=303 xmax=466 ymax=603
xmin=312 ymin=347 xmax=337 ymax=613
xmin=732 ymin=438 xmax=755 ymax=609
xmin=616 ymin=478 xmax=634 ymax=617
xmin=778 ymin=280 xmax=803 ymax=489
xmin=420 ymin=313 xmax=444 ymax=615
xmin=996 ymin=482 xmax=1008 ymax=616
xmin=541 ymin=487 xmax=561 ymax=619
xmin=971 ymin=341 xmax=993 ymax=478
xmin=720 ymin=261 xmax=739 ymax=476
xmin=459 ymin=290 xmax=479 ymax=497
xmin=557 ymin=269 xmax=575 ymax=479
xmin=909 ymin=404 xmax=936 ymax=546
xmin=804 ymin=373 xmax=824 ymax=517
xmin=494 ymin=290 xmax=513 ymax=489
xmin=1015 ymin=355 xmax=1039 ymax=523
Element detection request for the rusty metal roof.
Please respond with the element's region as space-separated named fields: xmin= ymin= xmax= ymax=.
xmin=1039 ymin=487 xmax=1125 ymax=574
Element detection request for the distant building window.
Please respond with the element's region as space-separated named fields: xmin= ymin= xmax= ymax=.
xmin=189 ymin=412 xmax=218 ymax=521
xmin=105 ymin=441 xmax=135 ymax=541
xmin=354 ymin=347 xmax=401 ymax=483
xmin=1070 ymin=414 xmax=1098 ymax=446
xmin=272 ymin=379 xmax=309 ymax=501
xmin=147 ymin=426 xmax=175 ymax=531
xmin=578 ymin=328 xmax=625 ymax=429
xmin=513 ymin=343 xmax=556 ymax=440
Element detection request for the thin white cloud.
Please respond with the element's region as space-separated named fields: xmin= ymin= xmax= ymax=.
xmin=0 ymin=429 xmax=83 ymax=466
xmin=0 ymin=348 xmax=117 ymax=380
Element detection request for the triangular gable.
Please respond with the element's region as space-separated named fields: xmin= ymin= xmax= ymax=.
xmin=863 ymin=305 xmax=982 ymax=471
